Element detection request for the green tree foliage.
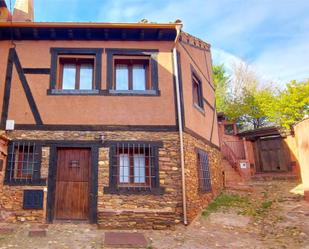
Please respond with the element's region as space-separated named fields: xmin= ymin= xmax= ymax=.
xmin=269 ymin=80 xmax=309 ymax=129
xmin=223 ymin=85 xmax=275 ymax=129
xmin=214 ymin=63 xmax=274 ymax=129
xmin=213 ymin=63 xmax=309 ymax=130
xmin=212 ymin=64 xmax=229 ymax=113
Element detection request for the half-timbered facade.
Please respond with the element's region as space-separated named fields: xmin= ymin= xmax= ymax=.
xmin=0 ymin=0 xmax=222 ymax=229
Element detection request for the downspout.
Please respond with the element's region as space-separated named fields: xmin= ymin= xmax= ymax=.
xmin=172 ymin=38 xmax=187 ymax=224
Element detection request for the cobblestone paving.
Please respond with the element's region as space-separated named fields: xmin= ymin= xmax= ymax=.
xmin=0 ymin=180 xmax=308 ymax=249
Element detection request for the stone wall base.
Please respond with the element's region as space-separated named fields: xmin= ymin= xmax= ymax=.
xmin=98 ymin=209 xmax=177 ymax=230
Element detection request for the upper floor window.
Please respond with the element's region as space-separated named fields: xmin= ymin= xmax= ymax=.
xmin=59 ymin=57 xmax=94 ymax=90
xmin=192 ymin=73 xmax=203 ymax=109
xmin=106 ymin=48 xmax=159 ymax=96
xmin=49 ymin=48 xmax=103 ymax=95
xmin=114 ymin=56 xmax=150 ymax=91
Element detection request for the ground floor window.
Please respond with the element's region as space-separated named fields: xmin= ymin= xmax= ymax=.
xmin=105 ymin=141 xmax=163 ymax=193
xmin=5 ymin=141 xmax=44 ymax=185
xmin=197 ymin=149 xmax=212 ymax=192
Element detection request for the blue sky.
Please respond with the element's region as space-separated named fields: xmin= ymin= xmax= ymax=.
xmin=6 ymin=0 xmax=309 ymax=85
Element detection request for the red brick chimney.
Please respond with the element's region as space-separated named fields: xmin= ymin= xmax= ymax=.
xmin=13 ymin=0 xmax=34 ymax=22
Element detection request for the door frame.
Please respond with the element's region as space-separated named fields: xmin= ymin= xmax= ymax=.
xmin=46 ymin=141 xmax=99 ymax=224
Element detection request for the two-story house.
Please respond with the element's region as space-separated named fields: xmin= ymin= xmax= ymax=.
xmin=0 ymin=0 xmax=222 ymax=229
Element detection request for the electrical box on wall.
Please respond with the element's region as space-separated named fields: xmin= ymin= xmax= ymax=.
xmin=240 ymin=162 xmax=247 ymax=169
xmin=5 ymin=120 xmax=14 ymax=130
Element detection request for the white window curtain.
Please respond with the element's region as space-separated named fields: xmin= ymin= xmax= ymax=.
xmin=119 ymin=154 xmax=129 ymax=183
xmin=79 ymin=64 xmax=93 ymax=90
xmin=133 ymin=154 xmax=146 ymax=183
xmin=62 ymin=64 xmax=76 ymax=89
xmin=132 ymin=65 xmax=146 ymax=90
xmin=116 ymin=64 xmax=129 ymax=90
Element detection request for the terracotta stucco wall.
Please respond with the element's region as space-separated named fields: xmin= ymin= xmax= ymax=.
xmin=284 ymin=134 xmax=300 ymax=176
xmin=217 ymin=121 xmax=242 ymax=146
xmin=0 ymin=41 xmax=176 ymax=126
xmin=294 ymin=119 xmax=309 ymax=201
xmin=177 ymin=42 xmax=219 ymax=146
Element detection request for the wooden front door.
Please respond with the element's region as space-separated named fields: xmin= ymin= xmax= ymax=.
xmin=54 ymin=148 xmax=91 ymax=220
xmin=257 ymin=137 xmax=289 ymax=172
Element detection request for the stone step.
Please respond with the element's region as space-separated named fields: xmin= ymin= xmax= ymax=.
xmin=28 ymin=225 xmax=48 ymax=237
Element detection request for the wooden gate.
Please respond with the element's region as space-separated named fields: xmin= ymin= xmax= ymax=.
xmin=254 ymin=137 xmax=290 ymax=172
xmin=54 ymin=148 xmax=91 ymax=220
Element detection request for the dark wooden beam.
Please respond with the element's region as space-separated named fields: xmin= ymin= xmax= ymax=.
xmin=0 ymin=48 xmax=14 ymax=126
xmin=13 ymin=49 xmax=43 ymax=125
xmin=33 ymin=28 xmax=39 ymax=39
xmin=68 ymin=29 xmax=73 ymax=39
xmin=86 ymin=28 xmax=91 ymax=40
xmin=157 ymin=29 xmax=163 ymax=40
xmin=14 ymin=28 xmax=21 ymax=39
xmin=140 ymin=30 xmax=145 ymax=40
xmin=121 ymin=30 xmax=127 ymax=40
xmin=50 ymin=28 xmax=56 ymax=39
xmin=104 ymin=29 xmax=109 ymax=40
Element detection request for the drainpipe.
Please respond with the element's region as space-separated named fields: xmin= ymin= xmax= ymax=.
xmin=172 ymin=47 xmax=187 ymax=225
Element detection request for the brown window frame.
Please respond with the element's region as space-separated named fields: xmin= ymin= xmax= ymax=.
xmin=116 ymin=147 xmax=151 ymax=187
xmin=192 ymin=73 xmax=203 ymax=109
xmin=104 ymin=141 xmax=164 ymax=194
xmin=57 ymin=56 xmax=95 ymax=90
xmin=113 ymin=55 xmax=151 ymax=91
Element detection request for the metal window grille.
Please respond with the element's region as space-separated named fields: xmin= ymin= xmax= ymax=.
xmin=111 ymin=142 xmax=157 ymax=189
xmin=6 ymin=141 xmax=39 ymax=183
xmin=197 ymin=149 xmax=212 ymax=192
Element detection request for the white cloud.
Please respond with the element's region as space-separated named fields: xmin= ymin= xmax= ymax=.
xmin=253 ymin=38 xmax=309 ymax=83
xmin=212 ymin=48 xmax=245 ymax=75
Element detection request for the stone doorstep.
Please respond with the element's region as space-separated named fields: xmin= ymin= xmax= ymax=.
xmin=28 ymin=225 xmax=48 ymax=237
xmin=104 ymin=232 xmax=148 ymax=248
xmin=28 ymin=229 xmax=47 ymax=237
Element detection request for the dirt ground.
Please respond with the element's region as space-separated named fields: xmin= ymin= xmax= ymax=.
xmin=0 ymin=180 xmax=308 ymax=249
